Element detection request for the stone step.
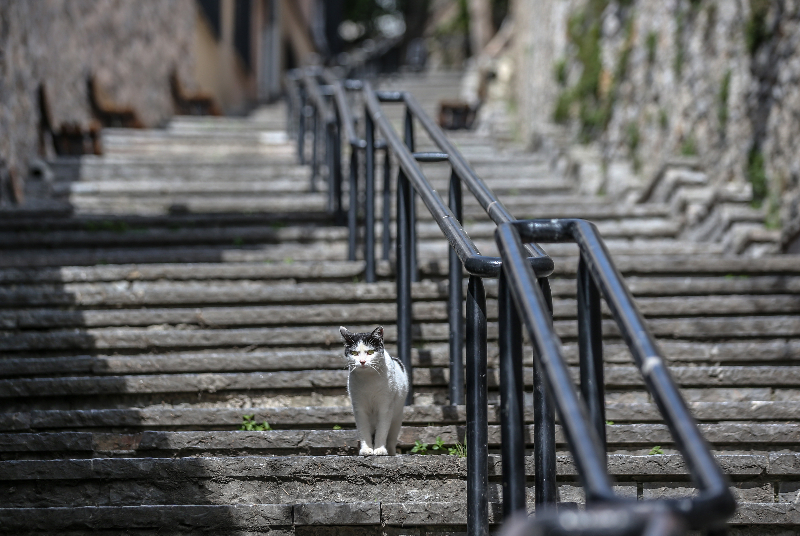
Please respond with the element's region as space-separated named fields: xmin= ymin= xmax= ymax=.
xmin=2 ymin=295 xmax=798 ymax=332
xmin=0 ymin=238 xmax=735 ymax=268
xmin=48 ymin=193 xmax=329 ymax=216
xmin=50 ymin=161 xmax=309 ymax=181
xmin=0 ymin=255 xmax=797 ymax=286
xmin=2 ymin=315 xmax=798 ymax=354
xmin=1 ymin=338 xmax=798 ymax=381
xmin=4 ymin=401 xmax=799 ymax=434
xmin=0 ymin=217 xmax=679 ymax=250
xmin=1 ymin=362 xmax=796 ymax=393
xmin=0 ymin=366 xmax=795 ymax=409
xmin=0 ymin=501 xmax=795 ymax=534
xmin=1 ymin=422 xmax=798 ymax=460
xmin=3 ymin=277 xmax=800 ymax=310
xmin=0 ymin=454 xmax=793 ymax=508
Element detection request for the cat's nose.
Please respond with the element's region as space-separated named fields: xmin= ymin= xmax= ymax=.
xmin=359 ymin=360 xmax=366 ymax=365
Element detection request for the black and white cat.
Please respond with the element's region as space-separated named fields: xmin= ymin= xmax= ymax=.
xmin=339 ymin=326 xmax=409 ymax=455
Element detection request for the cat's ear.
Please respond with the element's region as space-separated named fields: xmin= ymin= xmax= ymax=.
xmin=370 ymin=326 xmax=384 ymax=342
xmin=339 ymin=326 xmax=356 ymax=345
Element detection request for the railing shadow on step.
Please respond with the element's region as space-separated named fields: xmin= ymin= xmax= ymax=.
xmin=495 ymin=219 xmax=736 ymax=536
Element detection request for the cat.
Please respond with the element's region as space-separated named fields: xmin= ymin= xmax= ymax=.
xmin=339 ymin=326 xmax=409 ymax=455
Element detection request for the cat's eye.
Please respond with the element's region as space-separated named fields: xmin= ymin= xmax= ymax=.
xmin=350 ymin=350 xmax=358 ymax=355
xmin=367 ymin=350 xmax=375 ymax=355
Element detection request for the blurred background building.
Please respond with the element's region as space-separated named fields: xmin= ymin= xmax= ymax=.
xmin=3 ymin=0 xmax=800 ymax=249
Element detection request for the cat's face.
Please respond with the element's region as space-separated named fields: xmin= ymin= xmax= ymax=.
xmin=339 ymin=326 xmax=384 ymax=371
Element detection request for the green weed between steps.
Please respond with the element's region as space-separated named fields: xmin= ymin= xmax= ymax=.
xmin=240 ymin=415 xmax=272 ymax=431
xmin=411 ymin=436 xmax=467 ymax=457
xmin=649 ymin=445 xmax=664 ymax=455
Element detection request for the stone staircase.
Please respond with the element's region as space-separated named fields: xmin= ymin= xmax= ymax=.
xmin=0 ymin=71 xmax=799 ymax=535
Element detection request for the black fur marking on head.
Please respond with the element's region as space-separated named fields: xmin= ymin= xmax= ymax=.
xmin=339 ymin=326 xmax=384 ymax=351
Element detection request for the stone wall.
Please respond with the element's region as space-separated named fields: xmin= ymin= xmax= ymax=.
xmin=511 ymin=0 xmax=800 ymax=248
xmin=0 ymin=0 xmax=196 ymax=201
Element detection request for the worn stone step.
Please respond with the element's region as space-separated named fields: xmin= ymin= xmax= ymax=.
xmin=2 ymin=294 xmax=798 ymax=334
xmin=52 ymin=194 xmax=329 ymax=216
xmin=2 ymin=315 xmax=798 ymax=355
xmin=0 ymin=261 xmax=364 ymax=285
xmin=51 ymin=161 xmax=309 ymax=181
xmin=0 ymin=454 xmax=791 ymax=508
xmin=0 ymin=366 xmax=795 ymax=407
xmin=4 ymin=400 xmax=800 ymax=434
xmin=2 ymin=218 xmax=679 ymax=250
xmin=0 ymin=225 xmax=347 ymax=250
xmin=2 ymin=338 xmax=799 ymax=381
xmin=3 ymin=275 xmax=799 ymax=312
xmin=0 ymin=212 xmax=334 ymax=234
xmin=0 ymin=255 xmax=797 ymax=286
xmin=0 ymin=238 xmax=738 ymax=268
xmin=0 ymin=242 xmax=347 ymax=268
xmin=0 ymin=501 xmax=796 ymax=534
xmin=51 ymin=177 xmax=314 ymax=195
xmin=0 ymin=423 xmax=797 ymax=460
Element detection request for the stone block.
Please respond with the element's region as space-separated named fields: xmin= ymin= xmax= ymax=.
xmin=778 ymin=482 xmax=800 ymax=503
xmin=294 ymin=502 xmax=380 ymax=525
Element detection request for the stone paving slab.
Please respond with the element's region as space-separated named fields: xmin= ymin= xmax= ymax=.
xmin=0 ymin=504 xmax=294 ymax=531
xmin=2 ymin=316 xmax=799 ymax=354
xmin=2 ymin=402 xmax=800 ymax=434
xmin=0 ymin=225 xmax=347 ymax=249
xmin=2 ymin=295 xmax=799 ymax=331
xmin=2 ymin=338 xmax=796 ymax=379
xmin=0 ymin=254 xmax=797 ymax=285
xmin=1 ymin=422 xmax=797 ymax=457
xmin=1 ymin=365 xmax=797 ymax=399
xmin=0 ymin=261 xmax=364 ymax=284
xmin=0 ymin=501 xmax=795 ymax=532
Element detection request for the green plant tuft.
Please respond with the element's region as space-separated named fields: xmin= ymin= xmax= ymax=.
xmin=240 ymin=414 xmax=272 ymax=431
xmin=410 ymin=440 xmax=429 ymax=454
xmin=649 ymin=445 xmax=664 ymax=455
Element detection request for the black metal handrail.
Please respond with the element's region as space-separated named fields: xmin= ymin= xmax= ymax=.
xmin=360 ymin=81 xmax=556 ymax=535
xmin=284 ymin=62 xmax=732 ymax=536
xmin=288 ymin=65 xmax=556 ymax=535
xmin=494 ymin=218 xmax=736 ymax=535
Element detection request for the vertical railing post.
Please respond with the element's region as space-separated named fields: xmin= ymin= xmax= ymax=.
xmin=534 ymin=277 xmax=557 ymax=506
xmin=286 ymin=80 xmax=294 ymax=140
xmin=326 ymin=120 xmax=335 ymax=215
xmin=448 ymin=170 xmax=464 ymax=405
xmin=310 ymin=104 xmax=319 ymax=192
xmin=364 ymin=110 xmax=376 ymax=283
xmin=466 ymin=275 xmax=488 ymax=536
xmin=347 ymin=147 xmax=359 ymax=261
xmin=298 ymin=89 xmax=307 ymax=165
xmin=332 ymin=115 xmax=344 ymax=224
xmin=499 ymin=267 xmax=526 ymax=518
xmin=577 ymin=253 xmax=606 ymax=460
xmin=397 ymin=166 xmax=414 ymax=404
xmin=382 ymin=146 xmax=392 ymax=261
xmin=403 ymin=107 xmax=419 ymax=282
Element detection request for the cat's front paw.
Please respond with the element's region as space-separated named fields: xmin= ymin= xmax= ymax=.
xmin=373 ymin=446 xmax=389 ymax=456
xmin=359 ymin=446 xmax=374 ymax=456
